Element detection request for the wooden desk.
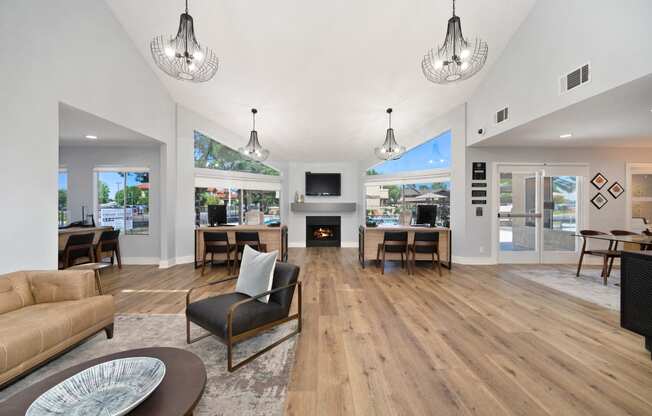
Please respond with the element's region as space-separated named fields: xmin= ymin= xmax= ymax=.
xmin=194 ymin=225 xmax=288 ymax=268
xmin=58 ymin=226 xmax=112 ymax=250
xmin=358 ymin=225 xmax=451 ymax=269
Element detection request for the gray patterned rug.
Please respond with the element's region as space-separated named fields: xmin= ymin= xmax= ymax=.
xmin=0 ymin=314 xmax=297 ymax=416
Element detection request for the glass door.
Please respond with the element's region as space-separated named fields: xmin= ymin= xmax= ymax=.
xmin=497 ymin=164 xmax=586 ymax=264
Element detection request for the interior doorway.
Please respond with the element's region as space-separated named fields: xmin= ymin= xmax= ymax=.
xmin=496 ymin=164 xmax=588 ymax=264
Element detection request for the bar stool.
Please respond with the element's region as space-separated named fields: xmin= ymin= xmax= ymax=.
xmin=235 ymin=231 xmax=268 ymax=269
xmin=408 ymin=232 xmax=442 ymax=276
xmin=59 ymin=233 xmax=95 ymax=269
xmin=95 ymin=229 xmax=122 ymax=269
xmin=376 ymin=231 xmax=408 ymax=275
xmin=202 ymin=232 xmax=236 ymax=275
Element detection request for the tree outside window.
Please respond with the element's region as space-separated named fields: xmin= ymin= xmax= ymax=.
xmin=97 ymin=170 xmax=149 ymax=234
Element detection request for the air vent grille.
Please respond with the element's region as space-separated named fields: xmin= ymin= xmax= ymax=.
xmin=495 ymin=107 xmax=509 ymax=124
xmin=561 ymin=63 xmax=590 ymax=93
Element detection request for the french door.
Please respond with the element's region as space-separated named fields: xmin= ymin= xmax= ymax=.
xmin=497 ymin=164 xmax=587 ymax=264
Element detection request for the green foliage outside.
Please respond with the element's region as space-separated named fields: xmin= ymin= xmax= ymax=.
xmin=116 ymin=187 xmax=149 ymax=207
xmin=98 ymin=181 xmax=110 ymax=204
xmin=58 ymin=189 xmax=67 ymax=210
xmin=194 ymin=131 xmax=280 ymax=176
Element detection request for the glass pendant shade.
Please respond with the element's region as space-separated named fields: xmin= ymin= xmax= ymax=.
xmin=239 ymin=109 xmax=270 ymax=162
xmin=150 ymin=0 xmax=219 ymax=82
xmin=375 ymin=109 xmax=406 ymax=161
xmin=422 ymin=0 xmax=488 ymax=84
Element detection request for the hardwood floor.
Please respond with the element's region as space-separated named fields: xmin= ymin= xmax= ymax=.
xmin=99 ymin=248 xmax=652 ymax=415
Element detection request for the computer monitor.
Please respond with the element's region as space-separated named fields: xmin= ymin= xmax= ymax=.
xmin=416 ymin=205 xmax=437 ymax=227
xmin=207 ymin=204 xmax=227 ymax=226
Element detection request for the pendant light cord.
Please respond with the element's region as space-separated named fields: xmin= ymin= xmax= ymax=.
xmin=452 ymin=0 xmax=456 ymax=17
xmin=185 ymin=0 xmax=188 ymax=13
xmin=252 ymin=108 xmax=257 ymax=130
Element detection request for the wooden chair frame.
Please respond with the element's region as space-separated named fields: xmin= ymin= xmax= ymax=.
xmin=59 ymin=235 xmax=95 ymax=269
xmin=95 ymin=233 xmax=122 ymax=269
xmin=201 ymin=237 xmax=236 ymax=275
xmin=576 ymin=230 xmax=620 ymax=285
xmin=408 ymin=240 xmax=442 ymax=276
xmin=186 ymin=276 xmax=302 ymax=372
xmin=376 ymin=234 xmax=408 ymax=275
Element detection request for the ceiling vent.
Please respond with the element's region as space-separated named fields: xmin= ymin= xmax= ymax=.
xmin=495 ymin=107 xmax=509 ymax=124
xmin=560 ymin=63 xmax=590 ymax=93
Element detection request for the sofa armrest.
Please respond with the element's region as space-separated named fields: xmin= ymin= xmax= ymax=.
xmin=27 ymin=270 xmax=97 ymax=303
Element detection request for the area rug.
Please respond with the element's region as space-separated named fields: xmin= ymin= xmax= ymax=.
xmin=514 ymin=265 xmax=620 ymax=311
xmin=0 ymin=314 xmax=297 ymax=416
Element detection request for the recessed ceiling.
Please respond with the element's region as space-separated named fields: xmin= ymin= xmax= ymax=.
xmin=474 ymin=73 xmax=652 ymax=148
xmin=106 ymin=0 xmax=536 ymax=161
xmin=59 ymin=103 xmax=161 ymax=146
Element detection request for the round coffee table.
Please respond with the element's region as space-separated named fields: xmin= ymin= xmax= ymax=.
xmin=1 ymin=347 xmax=206 ymax=415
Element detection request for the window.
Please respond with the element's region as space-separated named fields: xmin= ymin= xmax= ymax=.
xmin=194 ymin=131 xmax=280 ymax=176
xmin=243 ymin=189 xmax=281 ymax=224
xmin=632 ymin=173 xmax=652 ymax=227
xmin=366 ymin=181 xmax=450 ymax=227
xmin=367 ymin=131 xmax=451 ymax=175
xmin=58 ymin=169 xmax=68 ymax=226
xmin=96 ymin=169 xmax=150 ymax=235
xmin=195 ymin=188 xmax=280 ymax=225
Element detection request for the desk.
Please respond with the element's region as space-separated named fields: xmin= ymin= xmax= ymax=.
xmin=358 ymin=225 xmax=451 ymax=269
xmin=194 ymin=225 xmax=288 ymax=268
xmin=58 ymin=226 xmax=112 ymax=250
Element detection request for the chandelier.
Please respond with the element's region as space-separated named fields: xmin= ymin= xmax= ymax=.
xmin=150 ymin=0 xmax=219 ymax=82
xmin=375 ymin=108 xmax=405 ymax=161
xmin=239 ymin=109 xmax=270 ymax=162
xmin=422 ymin=0 xmax=488 ymax=84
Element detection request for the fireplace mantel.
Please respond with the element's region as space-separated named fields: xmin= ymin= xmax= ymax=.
xmin=290 ymin=202 xmax=356 ymax=213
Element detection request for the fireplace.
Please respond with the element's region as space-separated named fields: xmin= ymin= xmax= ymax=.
xmin=306 ymin=216 xmax=341 ymax=247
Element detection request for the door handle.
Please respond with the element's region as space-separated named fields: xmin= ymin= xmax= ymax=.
xmin=498 ymin=213 xmax=543 ymax=219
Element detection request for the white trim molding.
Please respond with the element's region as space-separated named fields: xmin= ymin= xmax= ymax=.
xmin=121 ymin=257 xmax=160 ymax=265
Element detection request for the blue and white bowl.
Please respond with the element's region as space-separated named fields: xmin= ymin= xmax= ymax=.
xmin=26 ymin=357 xmax=166 ymax=416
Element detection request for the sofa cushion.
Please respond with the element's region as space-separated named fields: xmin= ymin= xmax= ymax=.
xmin=186 ymin=292 xmax=287 ymax=340
xmin=0 ymin=296 xmax=114 ymax=374
xmin=0 ymin=272 xmax=35 ymax=314
xmin=29 ymin=270 xmax=95 ymax=303
xmin=235 ymin=245 xmax=277 ymax=303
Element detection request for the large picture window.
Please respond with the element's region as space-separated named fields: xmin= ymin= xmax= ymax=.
xmin=367 ymin=131 xmax=451 ymax=175
xmin=194 ymin=131 xmax=280 ymax=176
xmin=96 ymin=169 xmax=150 ymax=235
xmin=58 ymin=169 xmax=68 ymax=226
xmin=195 ymin=187 xmax=280 ymax=225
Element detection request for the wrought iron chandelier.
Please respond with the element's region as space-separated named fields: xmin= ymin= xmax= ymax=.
xmin=375 ymin=108 xmax=405 ymax=161
xmin=421 ymin=0 xmax=488 ymax=84
xmin=150 ymin=0 xmax=219 ymax=82
xmin=239 ymin=109 xmax=270 ymax=162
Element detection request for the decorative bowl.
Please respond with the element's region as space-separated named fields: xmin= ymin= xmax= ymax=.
xmin=26 ymin=357 xmax=166 ymax=416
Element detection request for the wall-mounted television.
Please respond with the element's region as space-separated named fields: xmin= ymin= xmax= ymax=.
xmin=305 ymin=172 xmax=341 ymax=196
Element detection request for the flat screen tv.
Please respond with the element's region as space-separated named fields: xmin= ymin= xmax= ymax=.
xmin=305 ymin=172 xmax=341 ymax=196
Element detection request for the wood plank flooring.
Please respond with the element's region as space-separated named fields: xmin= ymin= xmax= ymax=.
xmin=98 ymin=248 xmax=652 ymax=415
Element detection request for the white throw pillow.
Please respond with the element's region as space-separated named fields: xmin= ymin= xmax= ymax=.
xmin=235 ymin=245 xmax=278 ymax=303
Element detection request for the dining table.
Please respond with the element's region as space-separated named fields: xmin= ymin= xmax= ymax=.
xmin=575 ymin=233 xmax=652 ymax=283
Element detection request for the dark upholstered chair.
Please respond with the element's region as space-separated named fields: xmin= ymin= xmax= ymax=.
xmin=95 ymin=229 xmax=121 ymax=269
xmin=235 ymin=231 xmax=267 ymax=268
xmin=376 ymin=231 xmax=409 ymax=274
xmin=202 ymin=231 xmax=236 ymax=275
xmin=408 ymin=232 xmax=442 ymax=276
xmin=185 ymin=262 xmax=301 ymax=371
xmin=59 ymin=233 xmax=95 ymax=269
xmin=576 ymin=230 xmax=620 ymax=285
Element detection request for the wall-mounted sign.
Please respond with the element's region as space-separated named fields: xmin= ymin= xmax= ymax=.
xmin=472 ymin=162 xmax=487 ymax=180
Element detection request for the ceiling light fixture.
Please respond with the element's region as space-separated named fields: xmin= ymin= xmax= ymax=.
xmin=150 ymin=0 xmax=219 ymax=82
xmin=238 ymin=108 xmax=270 ymax=162
xmin=422 ymin=0 xmax=488 ymax=84
xmin=559 ymin=133 xmax=573 ymax=139
xmin=375 ymin=108 xmax=405 ymax=161
xmin=85 ymin=135 xmax=98 ymax=140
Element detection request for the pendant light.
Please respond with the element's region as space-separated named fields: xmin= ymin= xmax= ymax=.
xmin=239 ymin=109 xmax=270 ymax=161
xmin=421 ymin=0 xmax=488 ymax=84
xmin=375 ymin=108 xmax=405 ymax=160
xmin=150 ymin=0 xmax=219 ymax=82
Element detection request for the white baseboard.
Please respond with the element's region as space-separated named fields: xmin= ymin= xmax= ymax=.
xmin=452 ymin=256 xmax=497 ymax=265
xmin=341 ymin=241 xmax=358 ymax=248
xmin=159 ymin=255 xmax=195 ymax=269
xmin=288 ymin=242 xmax=305 ymax=248
xmin=122 ymin=257 xmax=160 ymax=265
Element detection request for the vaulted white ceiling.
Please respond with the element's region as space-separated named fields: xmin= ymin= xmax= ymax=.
xmin=106 ymin=0 xmax=536 ymax=161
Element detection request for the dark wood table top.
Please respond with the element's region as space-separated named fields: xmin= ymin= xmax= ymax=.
xmin=1 ymin=347 xmax=206 ymax=416
xmin=575 ymin=234 xmax=652 ymax=245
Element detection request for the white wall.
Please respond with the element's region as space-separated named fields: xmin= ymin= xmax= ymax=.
xmin=59 ymin=144 xmax=162 ymax=263
xmin=467 ymin=0 xmax=652 ymax=145
xmin=465 ymin=146 xmax=652 ymax=262
xmin=0 ymin=0 xmax=175 ymax=273
xmin=287 ymin=162 xmax=361 ymax=247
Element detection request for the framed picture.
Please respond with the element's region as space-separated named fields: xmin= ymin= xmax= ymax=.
xmin=608 ymin=182 xmax=624 ymax=199
xmin=591 ymin=172 xmax=608 ymax=190
xmin=591 ymin=193 xmax=608 ymax=209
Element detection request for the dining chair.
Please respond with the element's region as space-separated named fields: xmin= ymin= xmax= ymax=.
xmin=202 ymin=231 xmax=236 ymax=275
xmin=408 ymin=232 xmax=441 ymax=276
xmin=59 ymin=233 xmax=96 ymax=269
xmin=608 ymin=230 xmax=640 ymax=276
xmin=95 ymin=229 xmax=121 ymax=269
xmin=576 ymin=230 xmax=620 ymax=285
xmin=235 ymin=232 xmax=268 ymax=269
xmin=376 ymin=231 xmax=408 ymax=275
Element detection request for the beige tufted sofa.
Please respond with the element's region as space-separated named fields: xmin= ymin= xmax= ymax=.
xmin=0 ymin=270 xmax=114 ymax=388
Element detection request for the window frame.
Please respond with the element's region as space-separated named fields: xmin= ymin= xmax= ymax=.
xmin=93 ymin=166 xmax=151 ymax=236
xmin=58 ymin=167 xmax=69 ymax=227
